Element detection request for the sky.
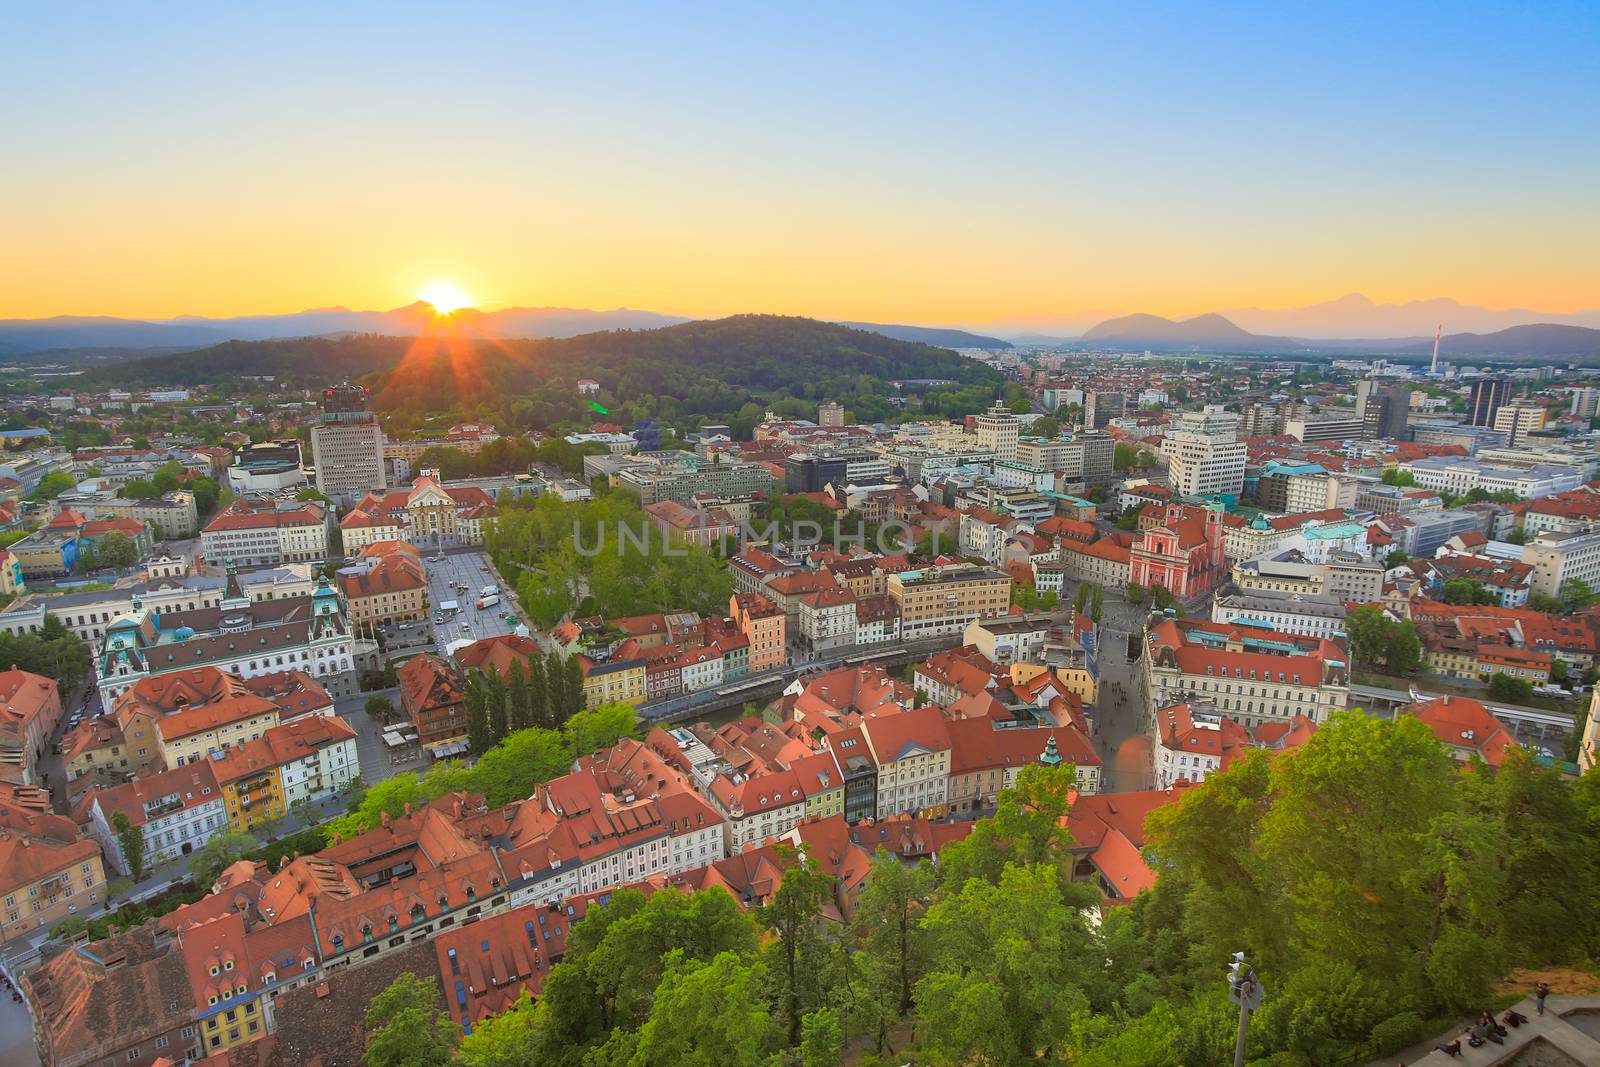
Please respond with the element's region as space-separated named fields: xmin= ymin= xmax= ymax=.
xmin=2 ymin=2 xmax=1597 ymax=327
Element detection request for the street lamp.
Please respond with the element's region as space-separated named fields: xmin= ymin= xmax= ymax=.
xmin=1227 ymin=951 xmax=1264 ymax=1067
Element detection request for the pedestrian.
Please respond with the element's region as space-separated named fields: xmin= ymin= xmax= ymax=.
xmin=1537 ymin=981 xmax=1550 ymax=1015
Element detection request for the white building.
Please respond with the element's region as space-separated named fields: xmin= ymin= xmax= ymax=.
xmin=861 ymin=707 xmax=951 ymax=819
xmin=90 ymin=763 xmax=228 ymax=875
xmin=1399 ymin=457 xmax=1584 ymax=501
xmin=201 ymin=501 xmax=330 ymax=567
xmin=678 ymin=646 xmax=726 ymax=693
xmin=974 ymin=402 xmax=1020 ymax=464
xmin=1523 ymin=530 xmax=1600 ymax=601
xmin=1151 ymin=701 xmax=1243 ymax=789
xmin=1164 ymin=407 xmax=1245 ymax=498
xmin=271 ymin=716 xmax=361 ymax=807
xmin=1211 ymin=589 xmax=1347 ymax=640
xmin=310 ymin=418 xmax=387 ymax=505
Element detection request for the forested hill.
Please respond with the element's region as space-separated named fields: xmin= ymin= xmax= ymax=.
xmin=85 ymin=315 xmax=991 ymax=392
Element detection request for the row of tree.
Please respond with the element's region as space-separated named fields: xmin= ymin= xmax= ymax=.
xmin=328 ymin=703 xmax=640 ymax=839
xmin=463 ymin=654 xmax=585 ymax=755
xmin=360 ymin=711 xmax=1600 ymax=1067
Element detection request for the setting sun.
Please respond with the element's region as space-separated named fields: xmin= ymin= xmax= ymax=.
xmin=418 ymin=280 xmax=473 ymax=314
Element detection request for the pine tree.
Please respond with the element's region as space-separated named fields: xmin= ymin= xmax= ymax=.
xmin=485 ymin=667 xmax=509 ymax=742
xmin=507 ymin=658 xmax=531 ymax=732
xmin=465 ymin=672 xmax=490 ymax=755
xmin=527 ymin=654 xmax=549 ymax=729
xmin=563 ymin=653 xmax=585 ymax=726
xmin=545 ymin=651 xmax=568 ymax=725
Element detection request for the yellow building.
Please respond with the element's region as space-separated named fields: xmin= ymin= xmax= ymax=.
xmin=887 ymin=563 xmax=1012 ymax=641
xmin=210 ymin=737 xmax=285 ymax=832
xmin=155 ymin=694 xmax=281 ymax=769
xmin=580 ymin=656 xmax=647 ymax=708
xmin=0 ymin=804 xmax=106 ymax=947
xmin=336 ymin=552 xmax=427 ymax=627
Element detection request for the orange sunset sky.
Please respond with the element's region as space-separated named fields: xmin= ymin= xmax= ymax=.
xmin=3 ymin=5 xmax=1596 ymax=327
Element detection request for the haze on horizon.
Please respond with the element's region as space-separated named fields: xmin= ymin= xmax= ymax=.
xmin=2 ymin=2 xmax=1596 ymax=327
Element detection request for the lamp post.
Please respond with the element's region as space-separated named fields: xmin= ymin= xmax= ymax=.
xmin=1227 ymin=951 xmax=1264 ymax=1067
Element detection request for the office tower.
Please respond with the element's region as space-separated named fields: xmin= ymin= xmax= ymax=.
xmin=1569 ymin=387 xmax=1600 ymax=421
xmin=1164 ymin=407 xmax=1246 ymax=498
xmin=309 ymin=383 xmax=387 ymax=506
xmin=1468 ymin=377 xmax=1508 ymax=427
xmin=974 ymin=401 xmax=1020 ymax=463
xmin=1493 ymin=400 xmax=1548 ymax=448
xmin=1084 ymin=391 xmax=1126 ymax=429
xmin=1356 ymin=381 xmax=1411 ymax=440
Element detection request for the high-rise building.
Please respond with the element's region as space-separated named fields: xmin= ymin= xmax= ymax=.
xmin=1084 ymin=391 xmax=1126 ymax=430
xmin=1468 ymin=377 xmax=1508 ymax=427
xmin=1356 ymin=381 xmax=1411 ymax=440
xmin=816 ymin=401 xmax=845 ymax=427
xmin=1164 ymin=406 xmax=1246 ymax=499
xmin=310 ymin=383 xmax=387 ymax=506
xmin=1493 ymin=400 xmax=1548 ymax=447
xmin=1568 ymin=387 xmax=1600 ymax=421
xmin=974 ymin=402 xmax=1019 ymax=463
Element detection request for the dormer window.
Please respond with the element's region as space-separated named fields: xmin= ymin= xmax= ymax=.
xmin=223 ymin=960 xmax=233 ymax=971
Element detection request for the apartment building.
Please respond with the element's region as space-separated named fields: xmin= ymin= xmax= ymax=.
xmin=974 ymin=402 xmax=1020 ymax=463
xmin=335 ymin=551 xmax=427 ymax=627
xmin=0 ymin=811 xmax=106 ymax=947
xmin=309 ymin=384 xmax=387 ymax=505
xmin=1211 ymin=588 xmax=1347 ymax=640
xmin=201 ymin=500 xmax=330 ymax=567
xmin=91 ymin=763 xmax=228 ymax=874
xmin=730 ymin=592 xmax=787 ymax=672
xmin=1164 ymin=406 xmax=1246 ymax=498
xmin=0 ymin=668 xmax=62 ymax=786
xmin=1144 ymin=617 xmax=1351 ymax=729
xmin=397 ymin=654 xmax=467 ymax=746
xmin=888 ymin=563 xmax=1011 ymax=641
xmin=1523 ymin=530 xmax=1600 ymax=601
xmin=155 ymin=694 xmax=281 ymax=769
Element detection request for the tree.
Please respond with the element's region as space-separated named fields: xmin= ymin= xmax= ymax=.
xmin=365 ymin=694 xmax=394 ymax=720
xmin=150 ymin=461 xmax=185 ymax=494
xmin=1529 ymin=591 xmax=1565 ymax=614
xmin=1387 ymin=619 xmax=1423 ymax=674
xmin=1345 ymin=604 xmax=1420 ymax=674
xmin=1487 ymin=672 xmax=1534 ymax=704
xmin=188 ymin=830 xmax=258 ymax=888
xmin=563 ymin=703 xmax=638 ymax=756
xmin=190 ymin=475 xmax=220 ymax=516
xmin=465 ymin=672 xmax=490 ymax=756
xmin=363 ymin=972 xmax=458 ymax=1067
xmin=94 ymin=532 xmax=140 ymax=569
xmin=1380 ymin=467 xmax=1416 ymax=487
xmin=854 ymin=849 xmax=935 ymax=1031
xmin=761 ymin=847 xmax=834 ymax=1045
xmin=563 ymin=654 xmax=585 ymax=726
xmin=506 ymin=658 xmax=531 ymax=732
xmin=527 ymin=653 xmax=550 ymax=730
xmin=1090 ymin=585 xmax=1104 ymax=623
xmin=1115 ymin=509 xmax=1142 ymax=530
xmin=119 ymin=477 xmax=160 ymax=500
xmin=296 ymin=486 xmax=331 ymax=503
xmin=799 ymin=1007 xmax=843 ymax=1067
xmin=1126 ymin=582 xmax=1146 ymax=605
xmin=1551 ymin=657 xmax=1571 ymax=685
xmin=326 ymin=773 xmax=427 ymax=839
xmin=1073 ymin=583 xmax=1091 ymax=615
xmin=111 ymin=810 xmax=145 ymax=881
xmin=484 ymin=666 xmax=509 ymax=743
xmin=1562 ymin=578 xmax=1598 ymax=612
xmin=1442 ymin=577 xmax=1496 ymax=605
xmin=627 ymin=951 xmax=773 ymax=1066
xmin=26 ymin=471 xmax=76 ymax=501
xmin=1383 ymin=549 xmax=1411 ymax=569
xmin=465 ymin=725 xmax=572 ymax=806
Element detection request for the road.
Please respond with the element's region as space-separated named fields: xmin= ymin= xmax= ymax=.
xmin=419 ymin=549 xmax=523 ymax=655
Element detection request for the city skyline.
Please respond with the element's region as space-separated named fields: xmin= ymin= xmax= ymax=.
xmin=3 ymin=3 xmax=1597 ymax=324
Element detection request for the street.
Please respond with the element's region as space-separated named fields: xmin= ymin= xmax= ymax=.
xmin=420 ymin=549 xmax=524 ymax=654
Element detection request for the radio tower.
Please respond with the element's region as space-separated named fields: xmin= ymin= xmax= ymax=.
xmin=1429 ymin=323 xmax=1442 ymax=375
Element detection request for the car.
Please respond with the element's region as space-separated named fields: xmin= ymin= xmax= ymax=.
xmin=460 ymin=620 xmax=471 ymax=631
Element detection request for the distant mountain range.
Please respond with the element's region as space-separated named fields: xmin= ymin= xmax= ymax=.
xmin=0 ymin=304 xmax=1014 ymax=359
xmin=1082 ymin=312 xmax=1295 ymax=350
xmin=1219 ymin=292 xmax=1600 ymax=340
xmin=0 ymin=304 xmax=690 ymax=358
xmin=833 ymin=322 xmax=1012 ymax=349
xmin=1076 ymin=311 xmax=1600 ymax=359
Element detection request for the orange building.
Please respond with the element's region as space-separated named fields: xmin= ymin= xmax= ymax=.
xmin=731 ymin=592 xmax=787 ymax=672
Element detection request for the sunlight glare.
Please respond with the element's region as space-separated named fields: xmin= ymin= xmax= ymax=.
xmin=418 ymin=281 xmax=473 ymax=314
